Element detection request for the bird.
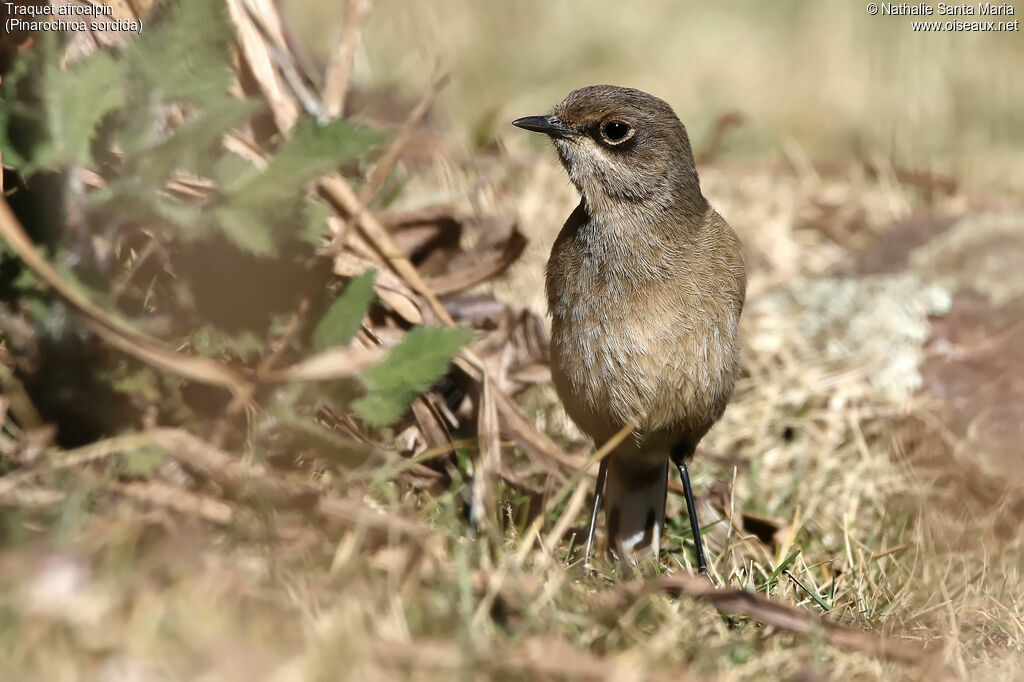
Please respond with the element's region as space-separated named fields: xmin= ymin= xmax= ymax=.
xmin=513 ymin=85 xmax=746 ymax=574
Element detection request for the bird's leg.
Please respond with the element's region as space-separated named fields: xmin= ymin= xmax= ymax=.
xmin=583 ymin=458 xmax=609 ymax=569
xmin=671 ymin=453 xmax=709 ymax=576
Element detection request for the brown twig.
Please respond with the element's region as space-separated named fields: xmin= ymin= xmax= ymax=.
xmin=0 ymin=365 xmax=44 ymax=431
xmin=226 ymin=0 xmax=299 ymax=131
xmin=359 ymin=72 xmax=449 ymax=204
xmin=644 ymin=574 xmax=941 ymax=667
xmin=0 ymin=432 xmax=154 ymax=496
xmin=113 ymin=479 xmax=236 ymax=525
xmin=319 ymin=175 xmax=454 ymax=323
xmin=148 ymin=430 xmax=432 ymax=543
xmin=239 ymin=0 xmax=327 ymax=122
xmin=325 ymin=71 xmax=449 ymax=259
xmin=146 ymin=428 xmax=322 ymax=508
xmin=365 ymin=636 xmax=694 ymax=682
xmin=332 ymin=248 xmax=424 ymax=323
xmin=0 ymin=199 xmax=251 ymax=395
xmin=321 ymin=0 xmax=372 ymax=118
xmin=109 ymin=237 xmax=161 ymax=303
xmin=325 ymin=179 xmax=580 ymax=472
xmin=256 ymin=297 xmax=310 ymax=377
xmin=469 ymin=373 xmax=501 ymax=534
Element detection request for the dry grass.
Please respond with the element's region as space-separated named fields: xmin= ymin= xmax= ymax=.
xmin=3 ymin=149 xmax=1022 ymax=679
xmin=2 ymin=2 xmax=1023 ymax=681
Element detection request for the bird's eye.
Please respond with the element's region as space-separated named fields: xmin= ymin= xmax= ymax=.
xmin=601 ymin=121 xmax=632 ymax=143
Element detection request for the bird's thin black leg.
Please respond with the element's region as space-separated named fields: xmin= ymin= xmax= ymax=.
xmin=583 ymin=458 xmax=609 ymax=569
xmin=673 ymin=458 xmax=709 ymax=576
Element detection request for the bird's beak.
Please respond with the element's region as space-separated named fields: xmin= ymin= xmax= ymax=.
xmin=512 ymin=115 xmax=577 ymax=139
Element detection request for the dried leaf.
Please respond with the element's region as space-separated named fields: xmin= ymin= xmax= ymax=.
xmin=321 ymin=0 xmax=372 ymax=117
xmin=265 ymin=345 xmax=384 ymax=383
xmin=333 ymin=251 xmax=424 ymax=324
xmin=426 ymin=227 xmax=526 ymax=295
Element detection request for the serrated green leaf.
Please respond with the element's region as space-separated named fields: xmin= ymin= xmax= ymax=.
xmin=92 ymin=180 xmax=205 ymax=238
xmin=116 ymin=2 xmax=233 ymax=157
xmin=312 ymin=270 xmax=376 ymax=350
xmin=300 ymin=200 xmax=332 ymax=247
xmin=136 ymin=98 xmax=258 ymax=182
xmin=151 ymin=197 xmax=205 ymax=236
xmin=125 ymin=0 xmax=232 ymax=107
xmin=36 ymin=45 xmax=125 ymax=168
xmin=213 ymin=153 xmax=262 ymax=193
xmin=353 ymin=326 xmax=473 ymax=427
xmin=227 ymin=118 xmax=386 ymax=214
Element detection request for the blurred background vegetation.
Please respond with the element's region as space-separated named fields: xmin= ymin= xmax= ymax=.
xmin=287 ymin=0 xmax=1024 ymax=193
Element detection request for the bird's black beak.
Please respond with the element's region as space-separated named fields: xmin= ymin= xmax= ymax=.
xmin=512 ymin=115 xmax=577 ymax=139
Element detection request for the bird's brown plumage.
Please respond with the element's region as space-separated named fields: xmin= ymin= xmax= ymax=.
xmin=518 ymin=85 xmax=746 ymax=558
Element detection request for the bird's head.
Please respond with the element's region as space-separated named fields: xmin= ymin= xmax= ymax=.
xmin=513 ymin=85 xmax=705 ymax=218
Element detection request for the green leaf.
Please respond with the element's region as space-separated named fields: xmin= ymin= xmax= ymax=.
xmin=300 ymin=200 xmax=333 ymax=247
xmin=762 ymin=547 xmax=802 ymax=594
xmin=312 ymin=270 xmax=376 ymax=350
xmin=190 ymin=325 xmax=267 ymax=361
xmin=36 ymin=43 xmax=125 ymax=168
xmin=353 ymin=326 xmax=473 ymax=427
xmin=120 ymin=445 xmax=166 ymax=477
xmin=213 ymin=120 xmax=383 ymax=252
xmin=226 ymin=118 xmax=386 ymax=215
xmin=124 ymin=0 xmax=233 ymax=107
xmin=115 ymin=2 xmax=234 ymax=157
xmin=107 ymin=365 xmax=161 ymax=402
xmin=213 ymin=153 xmax=262 ymax=193
xmin=136 ymin=98 xmax=258 ymax=182
xmin=92 ymin=180 xmax=205 ymax=239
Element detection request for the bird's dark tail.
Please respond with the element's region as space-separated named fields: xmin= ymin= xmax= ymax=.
xmin=604 ymin=457 xmax=668 ymax=560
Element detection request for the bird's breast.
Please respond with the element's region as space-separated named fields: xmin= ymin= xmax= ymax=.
xmin=545 ymin=220 xmax=740 ymax=445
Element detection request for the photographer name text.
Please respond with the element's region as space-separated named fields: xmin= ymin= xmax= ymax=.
xmin=866 ymin=2 xmax=1019 ymax=29
xmin=880 ymin=2 xmax=1012 ymax=15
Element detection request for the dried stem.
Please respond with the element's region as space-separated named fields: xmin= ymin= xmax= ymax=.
xmin=321 ymin=0 xmax=372 ymax=118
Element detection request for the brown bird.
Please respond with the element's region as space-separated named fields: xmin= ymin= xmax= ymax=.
xmin=513 ymin=85 xmax=746 ymax=573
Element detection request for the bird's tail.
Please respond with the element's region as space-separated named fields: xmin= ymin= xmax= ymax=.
xmin=604 ymin=456 xmax=668 ymax=560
